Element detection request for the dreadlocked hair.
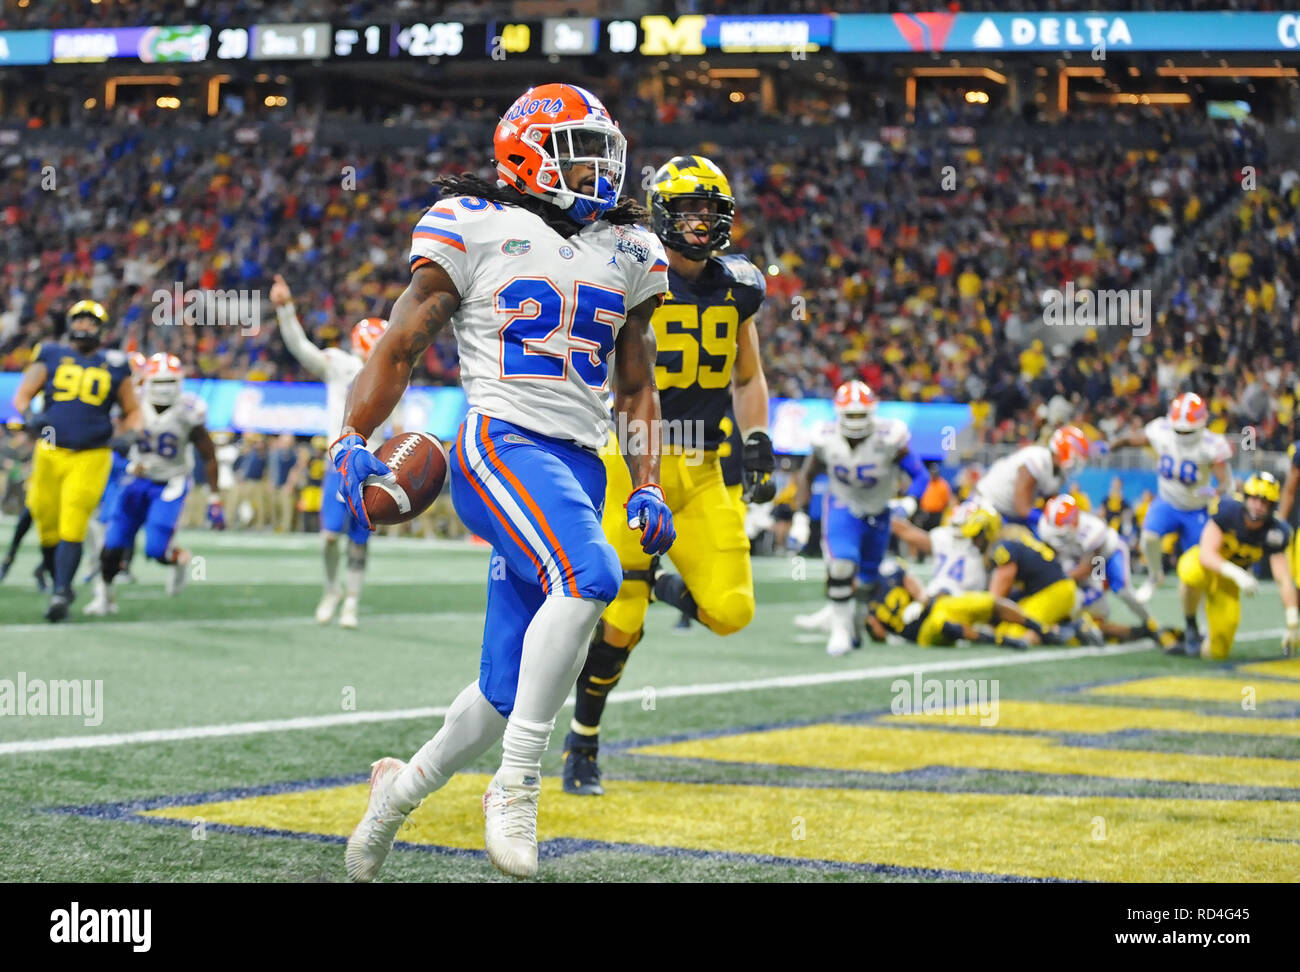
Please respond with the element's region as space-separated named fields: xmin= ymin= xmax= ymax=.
xmin=435 ymin=173 xmax=649 ymax=236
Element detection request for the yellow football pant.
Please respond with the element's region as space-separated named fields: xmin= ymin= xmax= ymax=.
xmin=996 ymin=578 xmax=1077 ymax=642
xmin=1177 ymin=546 xmax=1240 ymax=660
xmin=26 ymin=443 xmax=112 ymax=546
xmin=600 ymin=435 xmax=754 ymax=638
xmin=917 ymin=591 xmax=995 ymax=646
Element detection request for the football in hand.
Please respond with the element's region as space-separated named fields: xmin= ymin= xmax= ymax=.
xmin=363 ymin=432 xmax=449 ymax=526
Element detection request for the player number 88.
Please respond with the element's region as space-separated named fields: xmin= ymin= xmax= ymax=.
xmin=1158 ymin=454 xmax=1198 ymax=484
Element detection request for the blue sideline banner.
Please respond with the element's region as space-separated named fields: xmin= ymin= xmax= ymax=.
xmin=2 ymin=373 xmax=970 ymax=456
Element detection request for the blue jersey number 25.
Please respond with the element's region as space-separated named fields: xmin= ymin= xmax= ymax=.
xmin=497 ymin=277 xmax=624 ymax=390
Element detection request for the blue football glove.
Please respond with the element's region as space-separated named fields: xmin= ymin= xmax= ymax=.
xmin=329 ymin=432 xmax=390 ymax=532
xmin=626 ymin=484 xmax=675 ymax=556
xmin=206 ymin=496 xmax=226 ymax=531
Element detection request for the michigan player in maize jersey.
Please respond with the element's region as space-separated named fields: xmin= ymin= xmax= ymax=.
xmin=334 ymin=84 xmax=673 ymax=881
xmin=969 ymin=508 xmax=1101 ymax=645
xmin=85 ymin=354 xmax=224 ymax=615
xmin=11 ymin=301 xmax=142 ymax=621
xmin=793 ymin=380 xmax=928 ymax=656
xmin=1109 ymin=393 xmax=1232 ymax=601
xmin=270 ymin=274 xmax=391 ymax=629
xmin=974 ymin=426 xmax=1090 ymax=527
xmin=863 ymin=560 xmax=1046 ymax=649
xmin=563 ymin=156 xmax=773 ymax=796
xmin=1175 ymin=472 xmax=1297 ymax=659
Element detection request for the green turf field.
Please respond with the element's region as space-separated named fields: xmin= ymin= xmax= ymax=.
xmin=1 ymin=521 xmax=1297 ymax=883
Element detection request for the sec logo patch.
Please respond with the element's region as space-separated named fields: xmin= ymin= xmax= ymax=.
xmin=558 ymin=245 xmax=575 ymax=260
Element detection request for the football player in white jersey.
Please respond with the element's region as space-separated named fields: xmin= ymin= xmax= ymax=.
xmin=792 ymin=380 xmax=929 ymax=656
xmin=1036 ymin=494 xmax=1176 ymax=646
xmin=974 ymin=425 xmax=1090 ymax=527
xmin=270 ymin=276 xmax=391 ymax=629
xmin=86 ymin=354 xmax=224 ymax=615
xmin=1108 ymin=393 xmax=1232 ymax=601
xmin=890 ymin=499 xmax=988 ymax=598
xmin=334 ymin=84 xmax=673 ymax=881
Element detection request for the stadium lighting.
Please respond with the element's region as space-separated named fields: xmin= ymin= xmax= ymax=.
xmin=104 ymin=75 xmax=180 ymax=110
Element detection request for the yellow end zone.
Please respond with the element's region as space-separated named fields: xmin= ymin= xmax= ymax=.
xmin=629 ymin=723 xmax=1300 ymax=789
xmin=140 ymin=772 xmax=1300 ymax=882
xmin=1238 ymin=658 xmax=1300 ymax=681
xmin=883 ymin=699 xmax=1300 ymax=736
xmin=1085 ymin=676 xmax=1300 ymax=704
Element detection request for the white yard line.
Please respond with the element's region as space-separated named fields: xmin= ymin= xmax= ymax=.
xmin=0 ymin=635 xmax=1248 ymax=757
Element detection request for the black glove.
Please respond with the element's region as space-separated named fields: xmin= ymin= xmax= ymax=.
xmin=741 ymin=430 xmax=776 ymax=504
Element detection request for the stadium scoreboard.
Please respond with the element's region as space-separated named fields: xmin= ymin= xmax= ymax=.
xmin=9 ymin=12 xmax=1300 ymax=66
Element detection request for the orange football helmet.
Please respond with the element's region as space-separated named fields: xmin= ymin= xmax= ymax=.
xmin=834 ymin=380 xmax=878 ymax=438
xmin=143 ymin=353 xmax=184 ymax=408
xmin=1043 ymin=494 xmax=1080 ymax=529
xmin=351 ymin=318 xmax=388 ymax=360
xmin=1168 ymin=392 xmax=1208 ymax=436
xmin=494 ymin=83 xmax=625 ymax=224
xmin=1049 ymin=425 xmax=1089 ymax=472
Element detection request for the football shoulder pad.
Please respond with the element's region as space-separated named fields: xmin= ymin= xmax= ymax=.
xmin=878 ymin=417 xmax=911 ymax=454
xmin=716 ymin=254 xmax=767 ymax=297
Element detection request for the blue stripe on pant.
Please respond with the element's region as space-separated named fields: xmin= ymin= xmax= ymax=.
xmin=451 ymin=411 xmax=620 ymax=717
xmin=821 ymin=492 xmax=891 ymax=585
xmin=104 ymin=477 xmax=188 ymax=560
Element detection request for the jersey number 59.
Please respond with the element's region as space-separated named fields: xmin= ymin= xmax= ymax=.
xmin=497 ymin=277 xmax=624 ymax=390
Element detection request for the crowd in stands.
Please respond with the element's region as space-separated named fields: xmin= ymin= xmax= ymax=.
xmin=0 ymin=89 xmax=1292 ymax=452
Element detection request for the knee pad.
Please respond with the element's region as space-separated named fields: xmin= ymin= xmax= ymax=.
xmin=698 ymin=590 xmax=755 ymax=636
xmin=347 ymin=541 xmax=367 ymax=571
xmin=579 ymin=628 xmax=634 ymax=696
xmin=572 ymin=542 xmax=622 ymax=603
xmin=827 ymin=558 xmax=856 ymax=602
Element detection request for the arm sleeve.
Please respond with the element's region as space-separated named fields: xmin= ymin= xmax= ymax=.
xmin=276 ymin=304 xmax=329 ymax=377
xmin=898 ymin=450 xmax=928 ymax=500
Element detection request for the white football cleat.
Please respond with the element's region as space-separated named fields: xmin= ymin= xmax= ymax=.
xmin=345 ymin=757 xmax=410 ymax=883
xmin=483 ymin=768 xmax=541 ymax=879
xmin=83 ymin=577 xmax=117 ymax=616
xmin=165 ymin=549 xmax=191 ymax=596
xmin=826 ymin=627 xmax=853 ymax=657
xmin=794 ymin=604 xmax=833 ymax=631
xmin=338 ymin=596 xmax=359 ymax=629
xmin=315 ymin=586 xmax=341 ymax=624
